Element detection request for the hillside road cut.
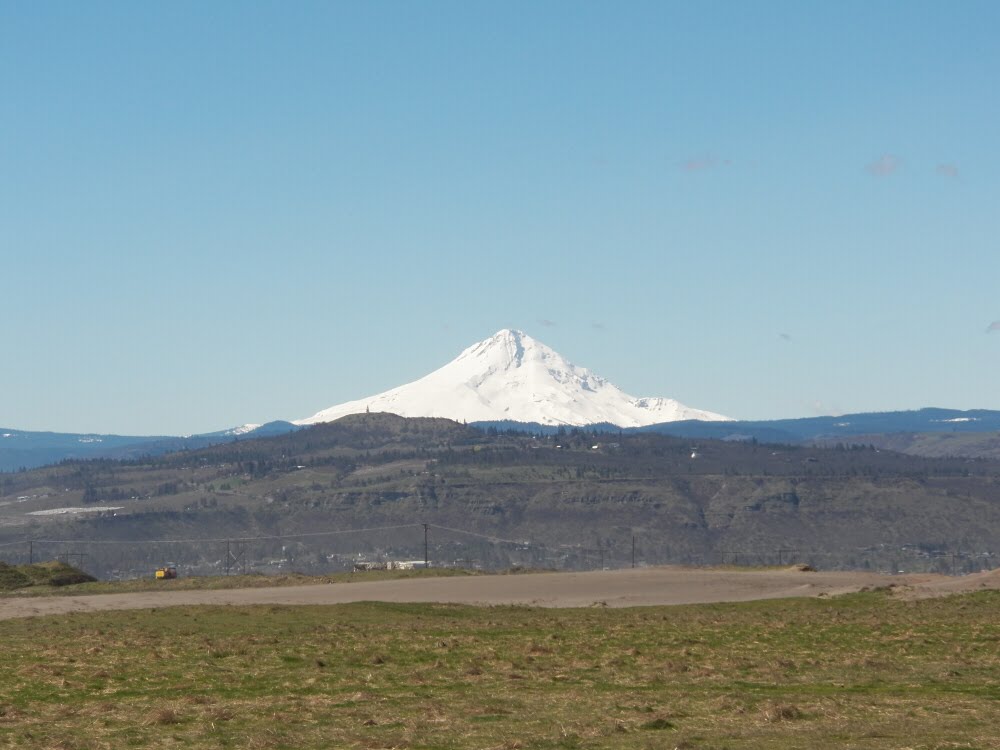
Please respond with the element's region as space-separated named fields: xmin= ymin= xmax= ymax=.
xmin=2 ymin=566 xmax=998 ymax=621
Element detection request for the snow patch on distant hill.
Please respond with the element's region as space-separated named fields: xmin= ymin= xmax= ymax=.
xmin=225 ymin=423 xmax=262 ymax=436
xmin=28 ymin=506 xmax=122 ymax=516
xmin=297 ymin=329 xmax=729 ymax=428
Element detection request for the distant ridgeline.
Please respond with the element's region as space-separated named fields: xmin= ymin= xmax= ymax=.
xmin=474 ymin=408 xmax=1000 ymax=442
xmin=0 ymin=421 xmax=300 ymax=472
xmin=3 ymin=409 xmax=1000 ymax=471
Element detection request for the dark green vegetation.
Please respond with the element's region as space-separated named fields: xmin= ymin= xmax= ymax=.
xmin=1 ymin=591 xmax=999 ymax=748
xmin=0 ymin=561 xmax=96 ymax=591
xmin=2 ymin=414 xmax=1000 ymax=578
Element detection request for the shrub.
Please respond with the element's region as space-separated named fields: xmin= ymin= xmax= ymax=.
xmin=48 ymin=570 xmax=98 ymax=587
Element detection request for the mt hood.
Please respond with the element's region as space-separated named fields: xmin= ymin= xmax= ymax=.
xmin=296 ymin=329 xmax=729 ymax=428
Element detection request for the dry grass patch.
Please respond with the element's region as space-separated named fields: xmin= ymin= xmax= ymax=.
xmin=0 ymin=592 xmax=998 ymax=748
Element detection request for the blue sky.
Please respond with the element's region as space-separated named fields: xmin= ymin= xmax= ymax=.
xmin=2 ymin=1 xmax=998 ymax=434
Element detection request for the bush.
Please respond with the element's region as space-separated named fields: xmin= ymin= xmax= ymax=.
xmin=0 ymin=566 xmax=32 ymax=590
xmin=0 ymin=561 xmax=97 ymax=589
xmin=48 ymin=570 xmax=98 ymax=587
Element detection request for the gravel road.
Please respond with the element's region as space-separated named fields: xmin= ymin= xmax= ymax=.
xmin=4 ymin=566 xmax=992 ymax=621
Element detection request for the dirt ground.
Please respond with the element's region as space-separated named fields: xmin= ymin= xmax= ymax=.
xmin=2 ymin=566 xmax=998 ymax=621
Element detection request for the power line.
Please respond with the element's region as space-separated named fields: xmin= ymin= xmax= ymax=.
xmin=25 ymin=523 xmax=423 ymax=547
xmin=5 ymin=522 xmax=991 ymax=574
xmin=426 ymin=523 xmax=584 ymax=561
xmin=426 ymin=523 xmax=536 ymax=547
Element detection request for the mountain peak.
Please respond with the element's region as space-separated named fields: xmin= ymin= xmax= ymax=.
xmin=478 ymin=328 xmax=538 ymax=348
xmin=296 ymin=330 xmax=729 ymax=427
xmin=492 ymin=328 xmax=525 ymax=340
xmin=457 ymin=328 xmax=548 ymax=371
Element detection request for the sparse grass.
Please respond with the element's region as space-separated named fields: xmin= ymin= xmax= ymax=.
xmin=0 ymin=590 xmax=998 ymax=748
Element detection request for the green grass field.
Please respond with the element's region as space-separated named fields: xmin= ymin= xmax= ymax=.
xmin=1 ymin=591 xmax=998 ymax=749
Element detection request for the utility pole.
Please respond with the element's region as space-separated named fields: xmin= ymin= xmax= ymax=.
xmin=632 ymin=536 xmax=636 ymax=569
xmin=422 ymin=524 xmax=429 ymax=568
xmin=63 ymin=551 xmax=86 ymax=570
xmin=225 ymin=539 xmax=247 ymax=575
xmin=28 ymin=540 xmax=33 ymax=565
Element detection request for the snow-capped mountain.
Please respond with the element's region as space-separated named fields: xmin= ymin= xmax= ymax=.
xmin=296 ymin=329 xmax=730 ymax=428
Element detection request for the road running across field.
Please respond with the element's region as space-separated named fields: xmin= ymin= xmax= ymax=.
xmin=2 ymin=566 xmax=997 ymax=621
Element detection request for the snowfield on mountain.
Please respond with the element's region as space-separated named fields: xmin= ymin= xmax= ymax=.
xmin=296 ymin=329 xmax=730 ymax=428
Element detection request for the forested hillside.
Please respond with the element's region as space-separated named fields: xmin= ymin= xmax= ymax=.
xmin=2 ymin=414 xmax=998 ymax=578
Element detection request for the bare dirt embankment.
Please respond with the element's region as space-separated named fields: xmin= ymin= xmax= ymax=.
xmin=1 ymin=566 xmax=996 ymax=621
